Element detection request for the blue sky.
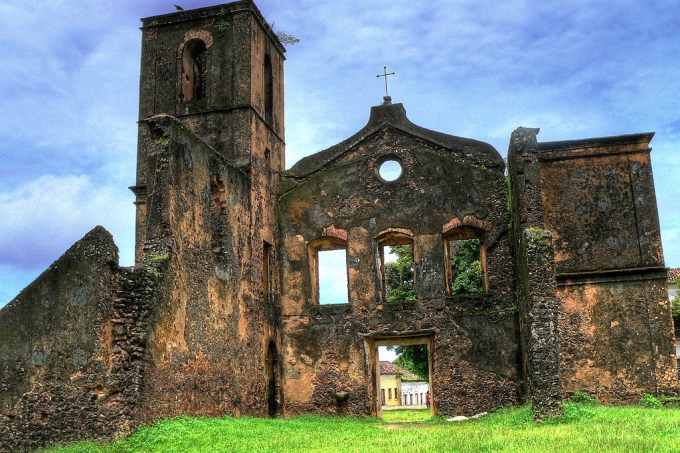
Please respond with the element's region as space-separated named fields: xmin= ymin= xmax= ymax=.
xmin=1 ymin=0 xmax=679 ymax=308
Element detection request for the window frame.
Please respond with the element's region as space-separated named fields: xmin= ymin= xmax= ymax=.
xmin=444 ymin=227 xmax=488 ymax=295
xmin=308 ymin=236 xmax=349 ymax=305
xmin=376 ymin=231 xmax=415 ymax=302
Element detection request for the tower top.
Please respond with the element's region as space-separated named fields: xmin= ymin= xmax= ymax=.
xmin=140 ymin=1 xmax=286 ymax=55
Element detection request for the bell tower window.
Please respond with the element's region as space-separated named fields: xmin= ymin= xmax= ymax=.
xmin=264 ymin=54 xmax=274 ymax=123
xmin=181 ymin=39 xmax=207 ymax=102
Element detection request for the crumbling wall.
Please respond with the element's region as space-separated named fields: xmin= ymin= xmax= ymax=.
xmin=507 ymin=127 xmax=563 ymax=419
xmin=130 ymin=1 xmax=286 ymax=422
xmin=0 ymin=227 xmax=165 ymax=451
xmin=133 ymin=114 xmax=279 ymax=422
xmin=279 ymin=103 xmax=520 ymax=416
xmin=536 ymin=133 xmax=678 ymax=399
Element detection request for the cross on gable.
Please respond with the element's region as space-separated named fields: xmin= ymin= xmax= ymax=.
xmin=376 ymin=66 xmax=395 ymax=98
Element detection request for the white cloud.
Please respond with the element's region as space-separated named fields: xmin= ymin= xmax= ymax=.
xmin=2 ymin=0 xmax=680 ymax=304
xmin=0 ymin=174 xmax=135 ymax=301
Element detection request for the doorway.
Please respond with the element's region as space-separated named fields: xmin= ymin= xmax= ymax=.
xmin=266 ymin=341 xmax=279 ymax=417
xmin=367 ymin=335 xmax=434 ymax=420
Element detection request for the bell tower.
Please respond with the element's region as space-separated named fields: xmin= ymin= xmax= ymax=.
xmin=132 ymin=1 xmax=286 ymax=261
xmin=137 ymin=1 xmax=284 ymax=162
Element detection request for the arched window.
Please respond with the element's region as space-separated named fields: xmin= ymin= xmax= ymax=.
xmin=181 ymin=39 xmax=207 ymax=102
xmin=444 ymin=227 xmax=487 ymax=295
xmin=376 ymin=230 xmax=415 ymax=302
xmin=264 ymin=54 xmax=273 ymax=122
xmin=309 ymin=236 xmax=348 ymax=305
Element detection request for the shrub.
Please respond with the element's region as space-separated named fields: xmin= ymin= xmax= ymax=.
xmin=570 ymin=392 xmax=598 ymax=406
xmin=658 ymin=395 xmax=680 ymax=408
xmin=639 ymin=394 xmax=662 ymax=408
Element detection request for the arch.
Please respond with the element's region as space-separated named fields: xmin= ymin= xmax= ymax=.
xmin=442 ymin=215 xmax=491 ymax=235
xmin=264 ymin=54 xmax=274 ymax=122
xmin=181 ymin=39 xmax=208 ymax=102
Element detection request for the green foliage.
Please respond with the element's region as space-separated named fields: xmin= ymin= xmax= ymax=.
xmin=389 ymin=344 xmax=429 ymax=380
xmin=49 ymin=406 xmax=680 ymax=452
xmin=670 ymin=295 xmax=680 ymax=317
xmin=570 ymin=392 xmax=599 ymax=406
xmin=384 ymin=240 xmax=484 ymax=300
xmin=561 ymin=402 xmax=596 ymax=422
xmin=450 ymin=239 xmax=484 ymax=295
xmin=384 ymin=245 xmax=415 ymax=301
xmin=659 ymin=395 xmax=680 ymax=408
xmin=639 ymin=393 xmax=662 ymax=408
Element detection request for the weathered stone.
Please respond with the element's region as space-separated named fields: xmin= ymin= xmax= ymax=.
xmin=447 ymin=415 xmax=469 ymax=422
xmin=1 ymin=2 xmax=677 ymax=451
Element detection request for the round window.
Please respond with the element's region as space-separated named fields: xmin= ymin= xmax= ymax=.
xmin=378 ymin=159 xmax=402 ymax=182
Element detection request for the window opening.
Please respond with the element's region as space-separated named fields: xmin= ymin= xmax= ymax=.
xmin=310 ymin=237 xmax=349 ymax=305
xmin=263 ymin=241 xmax=273 ymax=302
xmin=378 ymin=159 xmax=402 ymax=182
xmin=181 ymin=39 xmax=208 ymax=102
xmin=264 ymin=54 xmax=274 ymax=123
xmin=210 ymin=175 xmax=227 ymax=258
xmin=378 ymin=233 xmax=415 ymax=301
xmin=445 ymin=228 xmax=487 ymax=295
xmin=264 ymin=148 xmax=271 ymax=170
xmin=266 ymin=341 xmax=279 ymax=417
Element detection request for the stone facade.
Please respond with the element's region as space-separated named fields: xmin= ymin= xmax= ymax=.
xmin=0 ymin=1 xmax=677 ymax=451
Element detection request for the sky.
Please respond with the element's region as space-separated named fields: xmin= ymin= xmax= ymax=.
xmin=1 ymin=0 xmax=679 ymax=308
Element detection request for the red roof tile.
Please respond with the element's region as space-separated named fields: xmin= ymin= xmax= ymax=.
xmin=379 ymin=361 xmax=400 ymax=375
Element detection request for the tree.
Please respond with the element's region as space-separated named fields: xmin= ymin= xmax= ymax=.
xmin=450 ymin=239 xmax=484 ymax=295
xmin=671 ymin=295 xmax=680 ymax=318
xmin=275 ymin=31 xmax=300 ymax=46
xmin=384 ymin=245 xmax=415 ymax=301
xmin=388 ymin=345 xmax=429 ymax=380
xmin=268 ymin=22 xmax=300 ymax=46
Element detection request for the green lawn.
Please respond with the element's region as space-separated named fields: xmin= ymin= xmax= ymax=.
xmin=47 ymin=404 xmax=680 ymax=453
xmin=381 ymin=408 xmax=433 ymax=423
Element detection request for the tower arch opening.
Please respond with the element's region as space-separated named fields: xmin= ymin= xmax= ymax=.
xmin=181 ymin=39 xmax=208 ymax=102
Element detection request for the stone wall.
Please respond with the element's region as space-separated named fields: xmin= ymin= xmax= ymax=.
xmin=130 ymin=1 xmax=285 ymax=421
xmin=133 ymin=114 xmax=281 ymax=422
xmin=536 ymin=133 xmax=678 ymax=399
xmin=0 ymin=227 xmax=166 ymax=451
xmin=507 ymin=127 xmax=563 ymax=419
xmin=279 ymin=103 xmax=521 ymax=416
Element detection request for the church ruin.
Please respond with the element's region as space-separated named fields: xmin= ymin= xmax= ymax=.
xmin=1 ymin=1 xmax=677 ymax=450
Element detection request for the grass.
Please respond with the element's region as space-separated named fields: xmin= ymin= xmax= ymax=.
xmin=381 ymin=408 xmax=433 ymax=423
xmin=46 ymin=404 xmax=680 ymax=453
